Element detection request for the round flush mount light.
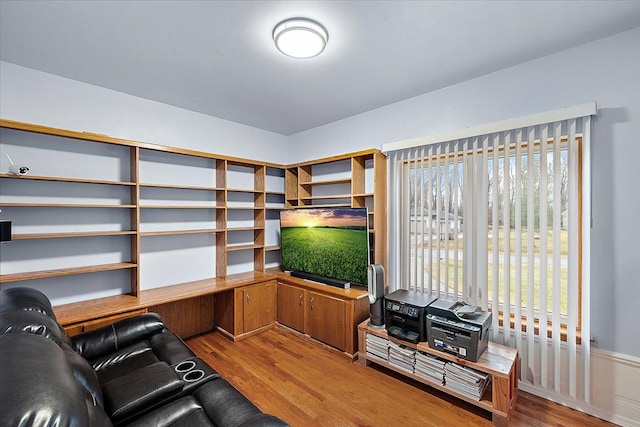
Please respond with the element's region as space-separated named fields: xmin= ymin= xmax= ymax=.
xmin=273 ymin=18 xmax=328 ymax=59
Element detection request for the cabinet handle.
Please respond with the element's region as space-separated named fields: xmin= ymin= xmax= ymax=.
xmin=246 ymin=294 xmax=250 ymax=305
xmin=310 ymin=297 xmax=314 ymax=309
xmin=299 ymin=294 xmax=303 ymax=306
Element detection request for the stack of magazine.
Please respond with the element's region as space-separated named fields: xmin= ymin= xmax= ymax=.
xmin=365 ymin=333 xmax=389 ymax=361
xmin=443 ymin=362 xmax=491 ymax=400
xmin=388 ymin=341 xmax=416 ymax=374
xmin=414 ymin=351 xmax=446 ymax=385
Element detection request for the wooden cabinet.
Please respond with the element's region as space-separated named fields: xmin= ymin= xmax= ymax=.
xmin=276 ymin=276 xmax=369 ymax=358
xmin=214 ymin=280 xmax=277 ymax=341
xmin=240 ymin=281 xmax=277 ymax=333
xmin=306 ymin=291 xmax=346 ymax=351
xmin=277 ymin=282 xmax=305 ymax=332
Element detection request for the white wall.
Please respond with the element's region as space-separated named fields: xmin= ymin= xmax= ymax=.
xmin=0 ymin=61 xmax=288 ymax=164
xmin=288 ymin=28 xmax=640 ymax=361
xmin=1 ymin=23 xmax=638 ymax=395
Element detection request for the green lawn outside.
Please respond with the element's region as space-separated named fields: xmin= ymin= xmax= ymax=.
xmin=417 ymin=227 xmax=569 ymax=314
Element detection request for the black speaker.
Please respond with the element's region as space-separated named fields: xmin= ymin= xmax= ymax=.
xmin=367 ymin=264 xmax=385 ymax=328
xmin=0 ymin=221 xmax=11 ymax=243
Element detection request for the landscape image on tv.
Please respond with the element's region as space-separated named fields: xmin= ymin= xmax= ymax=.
xmin=280 ymin=207 xmax=370 ymax=286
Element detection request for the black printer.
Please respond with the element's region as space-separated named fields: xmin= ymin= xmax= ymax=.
xmin=426 ymin=298 xmax=492 ymax=362
xmin=385 ymin=290 xmax=437 ymax=343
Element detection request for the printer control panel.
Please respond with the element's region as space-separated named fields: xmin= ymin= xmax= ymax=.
xmin=386 ymin=301 xmax=420 ymax=318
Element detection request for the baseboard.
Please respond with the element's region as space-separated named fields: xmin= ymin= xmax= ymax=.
xmin=518 ymin=348 xmax=640 ymax=427
xmin=590 ymin=348 xmax=640 ymax=427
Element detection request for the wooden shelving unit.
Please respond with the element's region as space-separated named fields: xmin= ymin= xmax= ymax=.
xmin=285 ymin=149 xmax=387 ymax=271
xmin=358 ymin=320 xmax=519 ymax=426
xmin=0 ymin=118 xmax=285 ymax=298
xmin=0 ymin=119 xmax=387 ymax=352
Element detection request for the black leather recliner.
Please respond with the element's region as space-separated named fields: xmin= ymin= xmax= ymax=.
xmin=0 ymin=287 xmax=289 ymax=427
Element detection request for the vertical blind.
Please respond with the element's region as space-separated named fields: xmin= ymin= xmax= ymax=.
xmin=384 ymin=105 xmax=593 ymax=403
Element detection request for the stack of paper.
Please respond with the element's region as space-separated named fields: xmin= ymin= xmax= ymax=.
xmin=388 ymin=341 xmax=416 ymax=374
xmin=414 ymin=351 xmax=446 ymax=385
xmin=365 ymin=333 xmax=389 ymax=361
xmin=443 ymin=362 xmax=491 ymax=400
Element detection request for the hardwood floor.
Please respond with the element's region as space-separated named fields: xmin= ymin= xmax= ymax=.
xmin=186 ymin=326 xmax=614 ymax=427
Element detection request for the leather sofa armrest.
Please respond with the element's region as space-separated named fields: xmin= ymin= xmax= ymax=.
xmin=72 ymin=312 xmax=164 ymax=360
xmin=102 ymin=361 xmax=183 ymax=422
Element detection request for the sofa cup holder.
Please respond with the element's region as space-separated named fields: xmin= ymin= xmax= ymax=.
xmin=183 ymin=369 xmax=205 ymax=383
xmin=175 ymin=360 xmax=197 ymax=373
xmin=172 ymin=357 xmax=216 ymax=388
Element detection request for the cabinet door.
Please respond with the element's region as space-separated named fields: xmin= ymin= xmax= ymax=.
xmin=306 ymin=291 xmax=346 ymax=351
xmin=243 ymin=281 xmax=277 ymax=333
xmin=277 ymin=282 xmax=305 ymax=332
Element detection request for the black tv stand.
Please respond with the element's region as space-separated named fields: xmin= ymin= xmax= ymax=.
xmin=289 ymin=271 xmax=351 ymax=289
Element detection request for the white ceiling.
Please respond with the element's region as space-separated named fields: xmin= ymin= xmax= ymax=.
xmin=1 ymin=1 xmax=639 ymax=136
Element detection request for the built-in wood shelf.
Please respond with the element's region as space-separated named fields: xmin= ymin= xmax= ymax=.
xmin=0 ymin=203 xmax=136 ymax=208
xmin=139 ymin=182 xmax=222 ymax=191
xmin=227 ymin=188 xmax=263 ymax=194
xmin=227 ymin=243 xmax=263 ymax=252
xmin=140 ymin=228 xmax=223 ymax=237
xmin=226 ymin=206 xmax=264 ymax=210
xmin=299 ymin=178 xmax=351 ymax=186
xmin=12 ymin=231 xmax=137 ymax=240
xmin=0 ymin=173 xmax=135 ymax=186
xmin=0 ymin=262 xmax=137 ymax=283
xmin=299 ymin=195 xmax=352 ymax=201
xmin=139 ymin=205 xmax=221 ymax=209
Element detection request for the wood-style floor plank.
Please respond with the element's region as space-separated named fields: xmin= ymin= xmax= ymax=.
xmin=186 ymin=326 xmax=614 ymax=427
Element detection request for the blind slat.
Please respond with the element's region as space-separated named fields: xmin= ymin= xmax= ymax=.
xmin=539 ymin=124 xmax=549 ymax=390
xmin=568 ymin=118 xmax=578 ymax=399
xmin=419 ymin=148 xmax=426 ymax=293
xmin=443 ymin=143 xmax=451 ymax=299
xmin=552 ymin=121 xmax=562 ymax=393
xmin=503 ymin=131 xmax=511 ymax=347
xmin=514 ymin=129 xmax=523 ymax=364
xmin=491 ymin=133 xmax=500 ymax=340
xmin=526 ymin=126 xmax=536 ymax=386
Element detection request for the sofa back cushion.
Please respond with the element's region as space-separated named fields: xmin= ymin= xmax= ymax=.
xmin=0 ymin=333 xmax=112 ymax=427
xmin=0 ymin=307 xmax=65 ymax=343
xmin=73 ymin=313 xmax=165 ymax=361
xmin=0 ymin=286 xmax=57 ymax=319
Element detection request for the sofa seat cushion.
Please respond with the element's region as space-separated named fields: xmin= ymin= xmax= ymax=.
xmin=128 ymin=380 xmax=289 ymax=427
xmin=102 ymin=361 xmax=183 ymax=423
xmin=92 ymin=341 xmax=159 ymax=383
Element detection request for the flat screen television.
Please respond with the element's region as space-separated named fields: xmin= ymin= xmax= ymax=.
xmin=279 ymin=207 xmax=370 ymax=288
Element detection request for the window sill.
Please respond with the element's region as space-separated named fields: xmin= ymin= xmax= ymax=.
xmin=496 ymin=313 xmax=584 ymax=345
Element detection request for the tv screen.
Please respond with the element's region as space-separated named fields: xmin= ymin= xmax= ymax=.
xmin=280 ymin=207 xmax=370 ymax=286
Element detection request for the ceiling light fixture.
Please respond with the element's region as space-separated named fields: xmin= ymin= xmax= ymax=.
xmin=273 ymin=18 xmax=328 ymax=59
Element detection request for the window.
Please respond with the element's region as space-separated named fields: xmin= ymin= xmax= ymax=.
xmin=385 ymin=106 xmax=594 ymax=399
xmin=402 ymin=136 xmax=580 ymax=330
